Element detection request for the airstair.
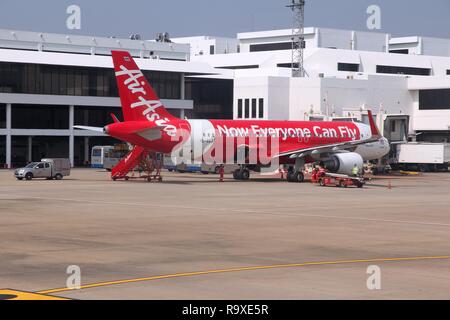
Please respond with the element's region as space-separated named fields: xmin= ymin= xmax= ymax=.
xmin=111 ymin=146 xmax=163 ymax=182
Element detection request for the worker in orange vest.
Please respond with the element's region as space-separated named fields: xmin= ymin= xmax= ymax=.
xmin=219 ymin=165 xmax=225 ymax=182
xmin=311 ymin=165 xmax=318 ymax=182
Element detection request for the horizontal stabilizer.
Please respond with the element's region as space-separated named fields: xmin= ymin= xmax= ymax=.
xmin=110 ymin=113 xmax=121 ymax=123
xmin=73 ymin=125 xmax=104 ymax=133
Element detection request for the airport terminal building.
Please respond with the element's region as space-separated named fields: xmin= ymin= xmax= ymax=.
xmin=0 ymin=29 xmax=231 ymax=168
xmin=175 ymin=28 xmax=450 ymax=146
xmin=1 ymin=27 xmax=450 ymax=168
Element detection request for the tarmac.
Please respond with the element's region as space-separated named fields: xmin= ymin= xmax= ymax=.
xmin=0 ymin=168 xmax=449 ymax=299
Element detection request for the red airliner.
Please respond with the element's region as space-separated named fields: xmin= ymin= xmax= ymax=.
xmin=76 ymin=51 xmax=390 ymax=182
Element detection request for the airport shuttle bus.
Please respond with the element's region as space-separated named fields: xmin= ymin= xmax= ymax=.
xmin=91 ymin=146 xmax=115 ymax=169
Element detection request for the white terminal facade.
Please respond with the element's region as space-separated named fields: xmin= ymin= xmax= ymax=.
xmin=174 ymin=27 xmax=450 ymax=146
xmin=1 ymin=27 xmax=450 ymax=168
xmin=0 ymin=29 xmax=223 ymax=168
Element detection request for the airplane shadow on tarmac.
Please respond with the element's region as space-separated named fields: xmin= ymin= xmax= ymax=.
xmin=15 ymin=176 xmax=391 ymax=188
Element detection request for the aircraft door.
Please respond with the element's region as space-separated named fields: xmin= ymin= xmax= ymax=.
xmin=178 ymin=121 xmax=193 ymax=162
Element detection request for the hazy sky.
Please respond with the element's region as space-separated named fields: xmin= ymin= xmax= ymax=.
xmin=0 ymin=0 xmax=448 ymax=39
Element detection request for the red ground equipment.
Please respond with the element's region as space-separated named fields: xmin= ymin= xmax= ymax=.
xmin=111 ymin=146 xmax=163 ymax=182
xmin=311 ymin=168 xmax=365 ymax=188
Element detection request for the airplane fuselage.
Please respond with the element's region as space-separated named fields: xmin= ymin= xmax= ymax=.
xmin=89 ymin=50 xmax=391 ymax=180
xmin=105 ymin=118 xmax=390 ymax=165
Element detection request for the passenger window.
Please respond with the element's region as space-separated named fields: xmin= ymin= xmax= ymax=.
xmin=37 ymin=163 xmax=45 ymax=169
xmin=45 ymin=163 xmax=50 ymax=168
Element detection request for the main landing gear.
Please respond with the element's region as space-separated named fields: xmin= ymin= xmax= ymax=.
xmin=233 ymin=166 xmax=250 ymax=181
xmin=286 ymin=157 xmax=305 ymax=183
xmin=287 ymin=169 xmax=304 ymax=183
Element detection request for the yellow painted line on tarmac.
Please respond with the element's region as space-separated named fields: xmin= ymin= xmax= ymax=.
xmin=0 ymin=289 xmax=69 ymax=300
xmin=37 ymin=255 xmax=450 ymax=295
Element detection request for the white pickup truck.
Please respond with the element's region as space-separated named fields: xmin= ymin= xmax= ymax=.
xmin=14 ymin=158 xmax=71 ymax=180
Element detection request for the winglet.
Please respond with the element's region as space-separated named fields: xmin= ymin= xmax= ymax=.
xmin=367 ymin=110 xmax=381 ymax=138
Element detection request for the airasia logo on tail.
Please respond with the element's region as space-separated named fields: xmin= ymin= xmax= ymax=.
xmin=116 ymin=65 xmax=147 ymax=95
xmin=116 ymin=64 xmax=176 ymax=137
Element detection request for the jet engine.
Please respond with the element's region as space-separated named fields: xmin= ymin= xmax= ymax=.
xmin=320 ymin=153 xmax=363 ymax=175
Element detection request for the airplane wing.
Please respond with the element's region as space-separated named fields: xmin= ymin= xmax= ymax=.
xmin=277 ymin=110 xmax=382 ymax=159
xmin=73 ymin=125 xmax=104 ymax=133
xmin=276 ymin=137 xmax=379 ymax=159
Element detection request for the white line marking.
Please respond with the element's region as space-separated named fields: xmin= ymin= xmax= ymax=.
xmin=1 ymin=196 xmax=450 ymax=228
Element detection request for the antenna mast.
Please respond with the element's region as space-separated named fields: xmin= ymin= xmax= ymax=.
xmin=286 ymin=0 xmax=306 ymax=77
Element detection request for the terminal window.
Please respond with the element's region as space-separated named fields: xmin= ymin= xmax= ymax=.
xmin=376 ymin=65 xmax=431 ymax=76
xmin=142 ymin=70 xmax=181 ymax=100
xmin=11 ymin=105 xmax=69 ymax=129
xmin=244 ymin=99 xmax=250 ymax=118
xmin=447 ymin=70 xmax=450 ymax=75
xmin=185 ymin=78 xmax=233 ymax=119
xmin=74 ymin=106 xmax=123 ymax=127
xmin=258 ymin=98 xmax=264 ymax=119
xmin=419 ymin=89 xmax=450 ymax=110
xmin=389 ymin=49 xmax=409 ymax=54
xmin=237 ymin=99 xmax=243 ymax=118
xmin=237 ymin=98 xmax=263 ymax=119
xmin=249 ymin=42 xmax=296 ymax=52
xmin=218 ymin=65 xmax=259 ymax=70
xmin=251 ymin=99 xmax=257 ymax=118
xmin=338 ymin=63 xmax=359 ymax=72
xmin=0 ymin=104 xmax=5 ymax=128
xmin=0 ymin=62 xmax=181 ymax=99
xmin=277 ymin=63 xmax=300 ymax=69
xmin=0 ymin=135 xmax=5 ymax=165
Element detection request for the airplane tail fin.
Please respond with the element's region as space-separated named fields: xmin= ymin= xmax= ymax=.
xmin=111 ymin=50 xmax=176 ymax=122
xmin=367 ymin=110 xmax=382 ymax=139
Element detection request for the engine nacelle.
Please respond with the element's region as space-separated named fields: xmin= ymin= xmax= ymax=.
xmin=321 ymin=152 xmax=363 ymax=175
